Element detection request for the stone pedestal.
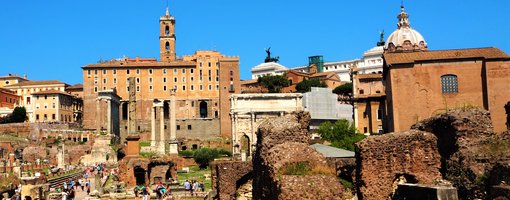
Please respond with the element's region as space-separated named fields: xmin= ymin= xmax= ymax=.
xmin=169 ymin=140 xmax=179 ymax=155
xmin=126 ymin=135 xmax=141 ymax=157
xmin=158 ymin=141 xmax=166 ymax=154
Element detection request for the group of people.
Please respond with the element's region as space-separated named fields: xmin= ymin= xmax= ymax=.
xmin=184 ymin=180 xmax=204 ymax=196
xmin=133 ymin=182 xmax=172 ymax=200
xmin=59 ymin=176 xmax=91 ymax=200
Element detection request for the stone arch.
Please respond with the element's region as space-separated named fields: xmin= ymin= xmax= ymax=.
xmin=165 ymin=42 xmax=170 ymax=50
xmin=134 ymin=166 xmax=147 ymax=185
xmin=165 ymin=26 xmax=169 ymax=35
xmin=241 ymin=134 xmax=251 ymax=155
xmin=200 ymin=101 xmax=208 ymax=118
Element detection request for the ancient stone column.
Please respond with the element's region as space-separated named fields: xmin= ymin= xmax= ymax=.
xmin=151 ymin=106 xmax=156 ymax=147
xmin=169 ymin=89 xmax=178 ymax=154
xmin=96 ymin=98 xmax=101 ymax=135
xmin=159 ymin=105 xmax=165 ymax=154
xmin=231 ymin=112 xmax=236 ymax=155
xmin=107 ymin=98 xmax=112 ymax=135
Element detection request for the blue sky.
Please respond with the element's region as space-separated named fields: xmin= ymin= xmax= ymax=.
xmin=1 ymin=1 xmax=509 ymax=84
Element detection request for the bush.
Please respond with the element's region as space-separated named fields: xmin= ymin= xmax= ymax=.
xmin=192 ymin=148 xmax=231 ymax=169
xmin=0 ymin=107 xmax=28 ymax=124
xmin=317 ymin=119 xmax=365 ymax=151
xmin=11 ymin=107 xmax=28 ymax=123
xmin=179 ymin=150 xmax=194 ymax=157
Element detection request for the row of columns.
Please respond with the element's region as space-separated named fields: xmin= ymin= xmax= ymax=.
xmin=96 ymin=90 xmax=120 ymax=140
xmin=150 ymin=89 xmax=178 ymax=155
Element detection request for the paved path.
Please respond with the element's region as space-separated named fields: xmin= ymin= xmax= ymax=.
xmin=75 ymin=179 xmax=95 ymax=199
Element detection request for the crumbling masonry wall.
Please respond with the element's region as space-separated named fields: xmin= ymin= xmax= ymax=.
xmin=211 ymin=161 xmax=253 ymax=200
xmin=355 ymin=130 xmax=443 ymax=200
xmin=252 ymin=112 xmax=345 ymax=200
xmin=412 ymin=108 xmax=510 ymax=199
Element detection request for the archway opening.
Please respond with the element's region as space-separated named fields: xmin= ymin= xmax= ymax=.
xmin=241 ymin=135 xmax=251 ymax=155
xmin=134 ymin=166 xmax=147 ymax=185
xmin=165 ymin=42 xmax=170 ymax=50
xmin=200 ymin=101 xmax=208 ymax=118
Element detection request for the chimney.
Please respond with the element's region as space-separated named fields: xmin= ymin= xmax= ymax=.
xmin=136 ymin=56 xmax=140 ymax=62
xmin=24 ymin=74 xmax=27 ymax=79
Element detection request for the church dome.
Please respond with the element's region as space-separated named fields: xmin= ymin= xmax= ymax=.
xmin=385 ymin=6 xmax=428 ymax=52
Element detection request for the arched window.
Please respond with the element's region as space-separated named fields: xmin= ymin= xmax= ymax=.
xmin=441 ymin=74 xmax=458 ymax=94
xmin=165 ymin=42 xmax=170 ymax=50
xmin=165 ymin=26 xmax=170 ymax=35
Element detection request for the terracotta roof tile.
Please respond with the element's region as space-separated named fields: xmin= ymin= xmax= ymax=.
xmin=66 ymin=84 xmax=83 ymax=90
xmin=240 ymin=79 xmax=258 ymax=85
xmin=384 ymin=47 xmax=510 ymax=65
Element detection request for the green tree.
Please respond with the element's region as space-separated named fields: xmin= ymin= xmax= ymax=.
xmin=192 ymin=148 xmax=232 ymax=169
xmin=295 ymin=78 xmax=327 ymax=93
xmin=257 ymin=74 xmax=290 ymax=93
xmin=11 ymin=107 xmax=28 ymax=123
xmin=317 ymin=119 xmax=365 ymax=151
xmin=333 ymin=83 xmax=353 ymax=96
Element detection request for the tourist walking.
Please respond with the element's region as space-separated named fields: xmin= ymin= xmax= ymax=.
xmin=141 ymin=185 xmax=150 ymax=200
xmin=61 ymin=189 xmax=67 ymax=200
xmin=184 ymin=180 xmax=191 ymax=195
xmin=199 ymin=181 xmax=204 ymax=192
xmin=133 ymin=185 xmax=139 ymax=198
xmin=67 ymin=188 xmax=75 ymax=200
xmin=78 ymin=178 xmax=84 ymax=191
xmin=194 ymin=180 xmax=200 ymax=193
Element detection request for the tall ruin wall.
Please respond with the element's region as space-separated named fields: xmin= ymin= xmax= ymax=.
xmin=355 ymin=130 xmax=442 ymax=200
xmin=252 ymin=112 xmax=345 ymax=200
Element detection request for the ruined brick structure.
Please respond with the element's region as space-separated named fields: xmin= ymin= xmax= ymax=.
xmin=211 ymin=161 xmax=253 ymax=200
xmin=118 ymin=157 xmax=176 ymax=187
xmin=355 ymin=108 xmax=510 ymax=200
xmin=252 ymin=112 xmax=345 ymax=199
xmin=412 ymin=108 xmax=510 ymax=199
xmin=355 ymin=130 xmax=443 ymax=200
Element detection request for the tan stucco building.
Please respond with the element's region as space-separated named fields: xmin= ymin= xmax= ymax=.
xmin=81 ymin=8 xmax=240 ymax=145
xmin=0 ymin=74 xmax=28 ymax=88
xmin=352 ymin=72 xmax=385 ymax=134
xmin=3 ymin=80 xmax=82 ymax=122
xmin=30 ymin=90 xmax=81 ymax=123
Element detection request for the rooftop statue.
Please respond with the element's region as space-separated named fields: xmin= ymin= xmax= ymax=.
xmin=264 ymin=47 xmax=280 ymax=63
xmin=377 ymin=30 xmax=385 ymax=47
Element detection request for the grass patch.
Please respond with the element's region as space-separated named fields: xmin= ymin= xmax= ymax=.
xmin=282 ymin=162 xmax=311 ymax=176
xmin=281 ymin=162 xmax=336 ymax=176
xmin=339 ymin=178 xmax=353 ymax=188
xmin=0 ymin=134 xmax=28 ymax=142
xmin=177 ymin=165 xmax=212 ymax=191
xmin=140 ymin=152 xmax=157 ymax=158
xmin=139 ymin=140 xmax=151 ymax=147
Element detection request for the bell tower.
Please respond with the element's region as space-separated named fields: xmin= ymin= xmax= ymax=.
xmin=160 ymin=7 xmax=176 ymax=62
